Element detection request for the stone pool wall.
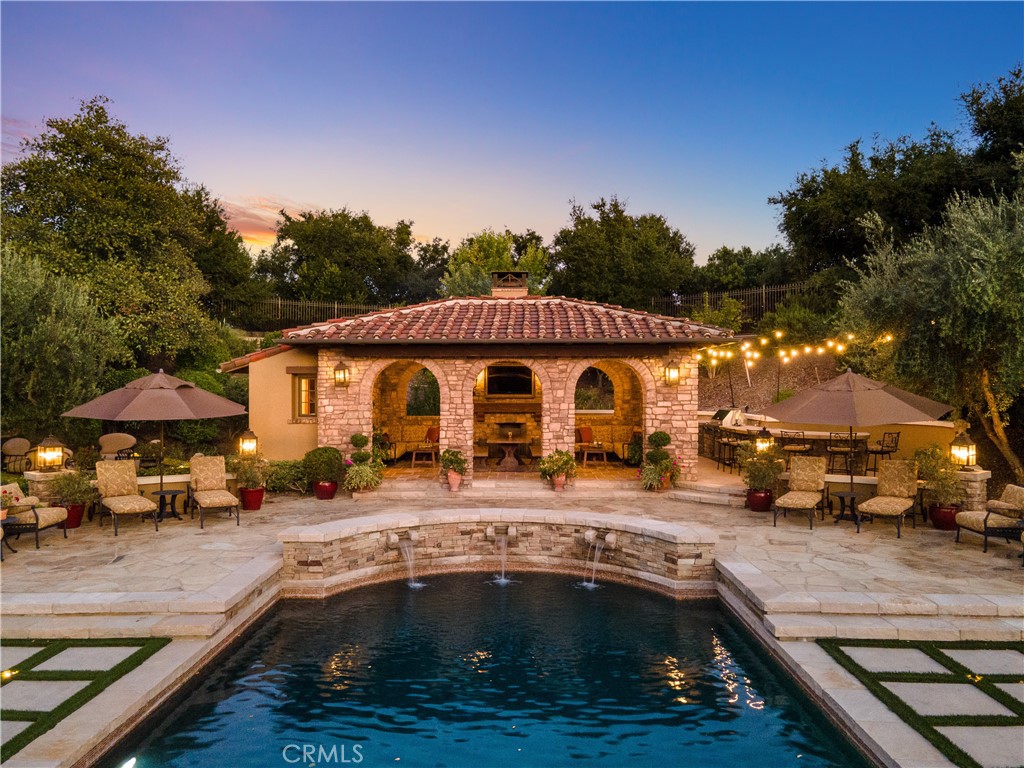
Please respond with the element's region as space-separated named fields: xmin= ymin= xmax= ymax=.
xmin=278 ymin=509 xmax=717 ymax=599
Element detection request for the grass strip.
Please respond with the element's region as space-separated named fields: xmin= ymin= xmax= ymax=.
xmin=0 ymin=637 xmax=171 ymax=762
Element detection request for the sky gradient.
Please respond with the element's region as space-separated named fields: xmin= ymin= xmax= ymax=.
xmin=2 ymin=2 xmax=1021 ymax=262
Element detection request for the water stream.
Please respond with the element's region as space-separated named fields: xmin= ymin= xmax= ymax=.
xmin=397 ymin=539 xmax=425 ymax=589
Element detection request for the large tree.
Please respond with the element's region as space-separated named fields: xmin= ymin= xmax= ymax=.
xmin=1 ymin=247 xmax=128 ymax=438
xmin=686 ymin=244 xmax=799 ymax=293
xmin=0 ymin=97 xmax=237 ymax=367
xmin=259 ymin=208 xmax=415 ymax=304
xmin=440 ymin=230 xmax=549 ymax=297
xmin=838 ymin=190 xmax=1024 ymax=480
xmin=549 ymin=197 xmax=696 ymax=310
xmin=962 ymin=65 xmax=1024 ymax=194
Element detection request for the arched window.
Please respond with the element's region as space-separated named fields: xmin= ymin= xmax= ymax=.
xmin=406 ymin=368 xmax=440 ymax=416
xmin=575 ymin=367 xmax=614 ymax=411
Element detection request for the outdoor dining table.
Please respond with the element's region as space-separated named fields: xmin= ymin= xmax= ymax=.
xmin=488 ymin=439 xmax=531 ymax=471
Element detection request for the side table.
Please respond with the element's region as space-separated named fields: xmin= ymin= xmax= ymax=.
xmin=152 ymin=490 xmax=184 ymax=522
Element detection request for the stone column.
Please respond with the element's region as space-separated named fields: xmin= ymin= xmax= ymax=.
xmin=957 ymin=468 xmax=991 ymax=513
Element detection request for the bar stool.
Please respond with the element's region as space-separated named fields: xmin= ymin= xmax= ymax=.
xmin=826 ymin=432 xmax=855 ymax=473
xmin=866 ymin=431 xmax=900 ymax=475
xmin=779 ymin=430 xmax=813 ymax=469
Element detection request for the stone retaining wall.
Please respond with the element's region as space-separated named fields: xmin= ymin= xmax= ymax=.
xmin=278 ymin=509 xmax=717 ymax=599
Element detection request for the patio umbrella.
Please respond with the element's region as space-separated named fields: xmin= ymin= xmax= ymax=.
xmin=760 ymin=369 xmax=952 ymax=491
xmin=62 ymin=370 xmax=247 ymax=491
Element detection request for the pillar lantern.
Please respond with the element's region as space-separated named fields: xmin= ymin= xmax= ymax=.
xmin=663 ymin=361 xmax=680 ymax=385
xmin=333 ymin=362 xmax=351 ymax=387
xmin=239 ymin=430 xmax=259 ymax=457
xmin=36 ymin=436 xmax=67 ymax=472
xmin=755 ymin=426 xmax=774 ymax=453
xmin=950 ymin=432 xmax=977 ymax=469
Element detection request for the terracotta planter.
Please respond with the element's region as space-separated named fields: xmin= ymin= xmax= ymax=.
xmin=313 ymin=481 xmax=338 ymax=500
xmin=746 ymin=489 xmax=774 ymax=512
xmin=239 ymin=487 xmax=265 ymax=511
xmin=447 ymin=470 xmax=463 ymax=492
xmin=929 ymin=504 xmax=960 ymax=531
xmin=552 ymin=473 xmax=567 ymax=492
xmin=59 ymin=503 xmax=86 ymax=529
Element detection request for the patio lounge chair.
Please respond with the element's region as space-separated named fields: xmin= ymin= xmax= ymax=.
xmin=773 ymin=456 xmax=830 ymax=529
xmin=0 ymin=482 xmax=66 ymax=549
xmin=956 ymin=484 xmax=1024 ymax=558
xmin=855 ymin=460 xmax=917 ymax=538
xmin=1 ymin=438 xmax=32 ymax=474
xmin=187 ymin=455 xmax=240 ymax=528
xmin=95 ymin=460 xmax=158 ymax=536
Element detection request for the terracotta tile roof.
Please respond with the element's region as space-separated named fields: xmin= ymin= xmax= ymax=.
xmin=218 ymin=344 xmax=293 ymax=373
xmin=283 ymin=296 xmax=733 ymax=344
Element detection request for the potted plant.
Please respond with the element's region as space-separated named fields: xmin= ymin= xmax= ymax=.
xmin=303 ymin=446 xmax=345 ymax=500
xmin=637 ymin=431 xmax=680 ymax=491
xmin=228 ymin=453 xmax=271 ymax=510
xmin=439 ymin=449 xmax=468 ymax=492
xmin=914 ymin=444 xmax=964 ymax=530
xmin=50 ymin=471 xmax=97 ymax=529
xmin=350 ymin=433 xmax=372 ymax=464
xmin=342 ymin=460 xmax=384 ymax=493
xmin=538 ymin=449 xmax=577 ymax=491
xmin=735 ymin=443 xmax=786 ymax=511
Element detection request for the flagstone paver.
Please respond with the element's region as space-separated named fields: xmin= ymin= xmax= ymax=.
xmin=933 ymin=726 xmax=1024 ymax=768
xmin=33 ymin=646 xmax=138 ymax=671
xmin=2 ymin=680 xmax=91 ymax=712
xmin=0 ymin=647 xmax=40 ymax=670
xmin=841 ymin=647 xmax=950 ymax=674
xmin=940 ymin=649 xmax=1024 ymax=676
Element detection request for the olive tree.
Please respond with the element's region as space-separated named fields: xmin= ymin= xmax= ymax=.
xmin=839 ymin=190 xmax=1024 ymax=480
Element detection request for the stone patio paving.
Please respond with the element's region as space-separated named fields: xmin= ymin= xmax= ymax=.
xmin=1 ymin=462 xmax=1022 ymax=767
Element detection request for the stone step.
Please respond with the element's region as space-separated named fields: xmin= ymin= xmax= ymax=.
xmin=0 ymin=611 xmax=227 ymax=639
xmin=765 ymin=612 xmax=1024 ymax=641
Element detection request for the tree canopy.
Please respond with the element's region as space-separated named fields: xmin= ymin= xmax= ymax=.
xmin=838 ymin=189 xmax=1024 ymax=480
xmin=440 ymin=230 xmax=549 ymax=297
xmin=549 ymin=197 xmax=696 ymax=310
xmin=257 ymin=208 xmax=416 ymax=304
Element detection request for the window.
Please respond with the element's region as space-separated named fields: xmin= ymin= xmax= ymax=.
xmin=294 ymin=374 xmax=317 ymax=418
xmin=486 ymin=365 xmax=535 ymax=397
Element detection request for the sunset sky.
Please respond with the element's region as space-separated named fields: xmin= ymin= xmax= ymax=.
xmin=2 ymin=2 xmax=1020 ymax=261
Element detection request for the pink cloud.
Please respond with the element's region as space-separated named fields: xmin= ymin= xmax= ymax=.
xmin=1 ymin=116 xmax=39 ymax=165
xmin=220 ymin=195 xmax=313 ymax=251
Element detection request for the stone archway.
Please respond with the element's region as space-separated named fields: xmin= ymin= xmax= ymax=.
xmin=571 ymin=360 xmax=645 ymax=462
xmin=371 ymin=361 xmax=442 ymax=462
xmin=467 ymin=360 xmax=546 ymax=472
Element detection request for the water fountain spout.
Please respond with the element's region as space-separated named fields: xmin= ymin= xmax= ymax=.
xmin=387 ymin=530 xmax=425 ymax=588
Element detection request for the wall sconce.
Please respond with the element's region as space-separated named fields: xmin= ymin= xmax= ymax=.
xmin=36 ymin=436 xmax=67 ymax=472
xmin=663 ymin=361 xmax=680 ymax=385
xmin=950 ymin=432 xmax=977 ymax=469
xmin=333 ymin=362 xmax=351 ymax=387
xmin=238 ymin=429 xmax=259 ymax=456
xmin=755 ymin=426 xmax=774 ymax=452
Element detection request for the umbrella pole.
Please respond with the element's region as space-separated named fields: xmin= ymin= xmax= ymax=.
xmin=159 ymin=422 xmax=165 ymax=493
xmin=849 ymin=425 xmax=855 ymax=493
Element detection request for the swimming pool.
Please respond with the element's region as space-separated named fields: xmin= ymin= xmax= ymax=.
xmin=101 ymin=573 xmax=870 ymax=767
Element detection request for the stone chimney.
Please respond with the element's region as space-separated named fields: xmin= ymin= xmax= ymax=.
xmin=490 ymin=271 xmax=529 ymax=298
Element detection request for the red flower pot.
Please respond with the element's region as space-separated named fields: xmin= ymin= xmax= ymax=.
xmin=59 ymin=503 xmax=86 ymax=529
xmin=746 ymin=490 xmax=774 ymax=512
xmin=313 ymin=481 xmax=338 ymax=500
xmin=239 ymin=487 xmax=265 ymax=511
xmin=929 ymin=504 xmax=960 ymax=531
xmin=551 ymin=474 xmax=567 ymax=492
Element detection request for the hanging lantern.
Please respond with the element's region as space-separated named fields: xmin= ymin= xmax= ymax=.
xmin=239 ymin=430 xmax=259 ymax=456
xmin=333 ymin=362 xmax=351 ymax=387
xmin=950 ymin=432 xmax=977 ymax=469
xmin=755 ymin=426 xmax=774 ymax=453
xmin=663 ymin=361 xmax=680 ymax=385
xmin=36 ymin=436 xmax=67 ymax=472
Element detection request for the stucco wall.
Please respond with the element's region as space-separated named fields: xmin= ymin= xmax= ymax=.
xmin=247 ymin=347 xmax=319 ymax=461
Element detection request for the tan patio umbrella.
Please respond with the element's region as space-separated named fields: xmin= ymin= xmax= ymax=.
xmin=760 ymin=369 xmax=952 ymax=491
xmin=62 ymin=370 xmax=246 ymax=491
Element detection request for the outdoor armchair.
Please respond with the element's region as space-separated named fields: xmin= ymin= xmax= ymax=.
xmin=0 ymin=481 xmax=66 ymax=550
xmin=773 ymin=456 xmax=830 ymax=529
xmin=855 ymin=460 xmax=917 ymax=538
xmin=187 ymin=455 xmax=240 ymax=528
xmin=95 ymin=460 xmax=158 ymax=536
xmin=956 ymin=484 xmax=1024 ymax=559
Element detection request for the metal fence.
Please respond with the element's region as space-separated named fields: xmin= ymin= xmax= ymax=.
xmin=207 ymin=297 xmax=393 ymax=332
xmin=649 ymin=281 xmax=812 ymax=328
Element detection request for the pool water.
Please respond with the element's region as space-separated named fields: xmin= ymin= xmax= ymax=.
xmin=103 ymin=573 xmax=869 ymax=767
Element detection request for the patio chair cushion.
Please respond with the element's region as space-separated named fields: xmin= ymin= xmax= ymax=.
xmin=875 ymin=460 xmax=918 ymax=498
xmin=96 ymin=461 xmax=139 ymax=498
xmin=775 ymin=491 xmax=823 ymax=510
xmin=858 ymin=496 xmax=914 ymax=518
xmin=0 ymin=483 xmax=40 ymax=511
xmin=985 ymin=500 xmax=1024 ymax=518
xmin=190 ymin=455 xmax=228 ymax=492
xmin=955 ymin=510 xmax=1021 ymax=533
xmin=788 ymin=456 xmax=826 ymax=492
xmin=10 ymin=506 xmax=68 ymax=529
xmin=987 ymin=484 xmax=1024 ymax=511
xmin=103 ymin=495 xmax=157 ymax=516
xmin=192 ymin=489 xmax=240 ymax=509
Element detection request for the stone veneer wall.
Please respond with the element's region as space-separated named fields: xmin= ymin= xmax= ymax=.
xmin=316 ymin=349 xmax=700 ymax=483
xmin=278 ymin=509 xmax=717 ymax=599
